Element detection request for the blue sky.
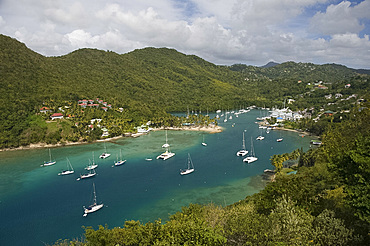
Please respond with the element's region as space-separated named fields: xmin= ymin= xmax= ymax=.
xmin=0 ymin=0 xmax=369 ymax=68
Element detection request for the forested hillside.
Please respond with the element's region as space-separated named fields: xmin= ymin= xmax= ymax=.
xmin=0 ymin=34 xmax=369 ymax=148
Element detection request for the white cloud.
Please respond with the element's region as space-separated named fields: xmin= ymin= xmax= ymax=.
xmin=64 ymin=29 xmax=100 ymax=48
xmin=230 ymin=0 xmax=328 ymax=34
xmin=0 ymin=0 xmax=369 ymax=68
xmin=310 ymin=0 xmax=370 ymax=35
xmin=0 ymin=16 xmax=5 ymax=27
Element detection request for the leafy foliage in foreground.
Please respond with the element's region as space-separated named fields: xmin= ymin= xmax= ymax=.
xmin=53 ymin=108 xmax=369 ymax=245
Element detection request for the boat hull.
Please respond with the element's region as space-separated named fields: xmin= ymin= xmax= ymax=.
xmin=58 ymin=170 xmax=74 ymax=175
xmin=85 ymin=164 xmax=98 ymax=170
xmin=156 ymin=152 xmax=175 ymax=160
xmin=114 ymin=160 xmax=126 ymax=166
xmin=99 ymin=153 xmax=111 ymax=159
xmin=42 ymin=161 xmax=56 ymax=166
xmin=180 ymin=168 xmax=194 ymax=175
xmin=243 ymin=157 xmax=258 ymax=163
xmin=236 ymin=150 xmax=248 ymax=156
xmin=83 ymin=203 xmax=103 ymax=216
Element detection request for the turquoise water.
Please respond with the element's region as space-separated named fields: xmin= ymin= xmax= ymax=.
xmin=0 ymin=110 xmax=312 ymax=245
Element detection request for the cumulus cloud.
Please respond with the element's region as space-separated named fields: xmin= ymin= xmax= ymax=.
xmin=310 ymin=0 xmax=370 ymax=35
xmin=0 ymin=16 xmax=5 ymax=27
xmin=0 ymin=0 xmax=369 ymax=68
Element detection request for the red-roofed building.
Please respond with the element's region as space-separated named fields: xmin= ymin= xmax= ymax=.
xmin=102 ymin=107 xmax=108 ymax=112
xmin=40 ymin=107 xmax=50 ymax=113
xmin=50 ymin=113 xmax=64 ymax=120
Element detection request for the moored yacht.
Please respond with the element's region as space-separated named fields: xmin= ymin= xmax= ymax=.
xmin=114 ymin=149 xmax=126 ymax=166
xmin=58 ymin=158 xmax=74 ymax=175
xmin=157 ymin=130 xmax=175 ymax=160
xmin=83 ymin=183 xmax=103 ymax=217
xmin=180 ymin=153 xmax=195 ymax=175
xmin=77 ymin=169 xmax=96 ymax=181
xmin=236 ymin=131 xmax=248 ymax=156
xmin=157 ymin=150 xmax=175 ymax=160
xmin=99 ymin=143 xmax=111 ymax=159
xmin=243 ymin=137 xmax=258 ymax=163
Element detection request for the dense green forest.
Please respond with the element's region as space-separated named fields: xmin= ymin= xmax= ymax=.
xmin=0 ymin=34 xmax=369 ymax=149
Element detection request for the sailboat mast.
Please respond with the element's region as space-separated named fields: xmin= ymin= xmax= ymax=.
xmin=242 ymin=132 xmax=245 ymax=149
xmin=93 ymin=183 xmax=97 ymax=204
xmin=250 ymin=137 xmax=254 ymax=156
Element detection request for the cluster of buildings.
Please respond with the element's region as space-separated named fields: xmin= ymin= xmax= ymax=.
xmin=268 ymin=108 xmax=305 ymax=122
xmin=78 ymin=98 xmax=112 ymax=112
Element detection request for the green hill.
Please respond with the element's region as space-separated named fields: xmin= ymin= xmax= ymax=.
xmin=0 ymin=34 xmax=369 ymax=148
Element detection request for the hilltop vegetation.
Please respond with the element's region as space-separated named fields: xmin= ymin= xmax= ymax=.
xmin=0 ymin=34 xmax=369 ymax=149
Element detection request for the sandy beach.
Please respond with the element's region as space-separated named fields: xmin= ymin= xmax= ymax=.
xmin=0 ymin=125 xmax=223 ymax=152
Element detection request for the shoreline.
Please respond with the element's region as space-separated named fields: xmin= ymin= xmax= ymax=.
xmin=0 ymin=125 xmax=223 ymax=152
xmin=257 ymin=121 xmax=317 ymax=138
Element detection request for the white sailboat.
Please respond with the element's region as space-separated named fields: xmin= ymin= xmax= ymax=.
xmin=201 ymin=135 xmax=207 ymax=146
xmin=83 ymin=182 xmax=103 ymax=217
xmin=243 ymin=137 xmax=258 ymax=163
xmin=42 ymin=149 xmax=56 ymax=166
xmin=236 ymin=131 xmax=249 ymax=156
xmin=256 ymin=128 xmax=265 ymax=140
xmin=157 ymin=131 xmax=175 ymax=160
xmin=58 ymin=158 xmax=74 ymax=175
xmin=180 ymin=153 xmax=195 ymax=175
xmin=99 ymin=142 xmax=111 ymax=159
xmin=77 ymin=169 xmax=96 ymax=181
xmin=162 ymin=130 xmax=170 ymax=148
xmin=276 ymin=131 xmax=283 ymax=142
xmin=86 ymin=152 xmax=98 ymax=170
xmin=114 ymin=149 xmax=126 ymax=166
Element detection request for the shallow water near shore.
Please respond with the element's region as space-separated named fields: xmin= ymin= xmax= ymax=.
xmin=0 ymin=110 xmax=312 ymax=245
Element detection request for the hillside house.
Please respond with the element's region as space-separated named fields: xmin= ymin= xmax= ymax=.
xmin=335 ymin=93 xmax=343 ymax=99
xmin=316 ymin=84 xmax=328 ymax=89
xmin=40 ymin=107 xmax=51 ymax=113
xmin=50 ymin=113 xmax=64 ymax=120
xmin=288 ymin=99 xmax=295 ymax=104
xmin=323 ymin=110 xmax=334 ymax=116
xmin=325 ymin=94 xmax=332 ymax=99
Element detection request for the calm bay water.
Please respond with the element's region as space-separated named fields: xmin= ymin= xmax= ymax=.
xmin=0 ymin=110 xmax=312 ymax=245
